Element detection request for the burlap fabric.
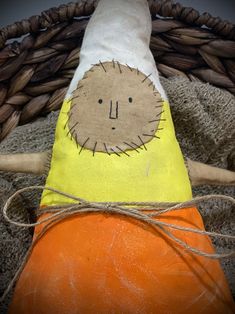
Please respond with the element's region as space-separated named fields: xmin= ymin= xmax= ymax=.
xmin=0 ymin=77 xmax=234 ymax=312
xmin=69 ymin=62 xmax=163 ymax=153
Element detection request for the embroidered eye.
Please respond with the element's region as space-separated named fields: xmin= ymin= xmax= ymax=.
xmin=98 ymin=99 xmax=103 ymax=104
xmin=128 ymin=97 xmax=133 ymax=103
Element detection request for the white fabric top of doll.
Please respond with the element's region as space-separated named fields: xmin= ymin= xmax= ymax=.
xmin=66 ymin=0 xmax=167 ymax=100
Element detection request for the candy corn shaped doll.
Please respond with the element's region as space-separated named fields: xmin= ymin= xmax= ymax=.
xmin=4 ymin=0 xmax=235 ymax=313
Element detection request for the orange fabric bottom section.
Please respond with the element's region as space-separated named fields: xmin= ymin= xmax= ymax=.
xmin=9 ymin=207 xmax=235 ymax=314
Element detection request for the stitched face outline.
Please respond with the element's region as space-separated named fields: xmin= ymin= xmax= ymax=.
xmin=68 ymin=62 xmax=164 ymax=155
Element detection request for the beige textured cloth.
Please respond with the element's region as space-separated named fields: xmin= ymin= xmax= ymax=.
xmin=0 ymin=77 xmax=234 ymax=312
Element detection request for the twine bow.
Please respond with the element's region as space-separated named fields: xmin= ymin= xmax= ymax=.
xmin=1 ymin=185 xmax=235 ymax=302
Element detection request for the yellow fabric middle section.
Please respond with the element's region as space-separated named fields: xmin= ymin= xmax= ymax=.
xmin=41 ymin=99 xmax=192 ymax=206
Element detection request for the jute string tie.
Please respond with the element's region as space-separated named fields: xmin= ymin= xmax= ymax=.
xmin=1 ymin=185 xmax=235 ymax=302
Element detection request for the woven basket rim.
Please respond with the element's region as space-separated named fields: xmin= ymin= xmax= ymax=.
xmin=0 ymin=0 xmax=235 ymax=48
xmin=0 ymin=0 xmax=234 ymax=143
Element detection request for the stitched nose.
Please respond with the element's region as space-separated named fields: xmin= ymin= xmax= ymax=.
xmin=109 ymin=101 xmax=119 ymax=119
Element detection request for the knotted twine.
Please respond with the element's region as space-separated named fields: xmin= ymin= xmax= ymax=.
xmin=1 ymin=185 xmax=235 ymax=302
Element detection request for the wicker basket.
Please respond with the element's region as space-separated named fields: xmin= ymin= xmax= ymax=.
xmin=0 ymin=0 xmax=234 ymax=142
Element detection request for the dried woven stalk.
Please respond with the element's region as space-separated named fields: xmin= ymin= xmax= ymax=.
xmin=156 ymin=63 xmax=188 ymax=79
xmin=0 ymin=83 xmax=7 ymax=106
xmin=0 ymin=1 xmax=234 ymax=142
xmin=1 ymin=0 xmax=235 ymax=46
xmin=45 ymin=87 xmax=67 ymax=112
xmin=1 ymin=111 xmax=21 ymax=141
xmin=30 ymin=54 xmax=68 ymax=83
xmin=8 ymin=65 xmax=36 ymax=96
xmin=0 ymin=104 xmax=15 ymax=124
xmin=5 ymin=93 xmax=32 ymax=106
xmin=20 ymin=94 xmax=51 ymax=124
xmin=33 ymin=22 xmax=68 ymax=49
xmin=0 ymin=51 xmax=28 ymax=81
xmin=198 ymin=50 xmax=226 ymax=74
xmin=191 ymin=69 xmax=234 ymax=89
xmin=224 ymin=60 xmax=235 ymax=83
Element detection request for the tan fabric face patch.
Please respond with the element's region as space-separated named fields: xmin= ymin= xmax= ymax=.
xmin=68 ymin=61 xmax=163 ymax=154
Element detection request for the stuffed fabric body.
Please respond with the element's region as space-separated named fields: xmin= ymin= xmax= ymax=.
xmin=9 ymin=0 xmax=235 ymax=313
xmin=9 ymin=208 xmax=234 ymax=314
xmin=41 ymin=98 xmax=192 ymax=205
xmin=41 ymin=0 xmax=190 ymax=205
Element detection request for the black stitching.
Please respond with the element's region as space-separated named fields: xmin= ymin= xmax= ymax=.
xmin=156 ymin=110 xmax=164 ymax=118
xmin=111 ymin=148 xmax=121 ymax=157
xmin=64 ymin=119 xmax=69 ymax=130
xmin=70 ymin=129 xmax=76 ymax=140
xmin=99 ymin=60 xmax=107 ymax=72
xmin=124 ymin=142 xmax=140 ymax=153
xmin=117 ymin=62 xmax=122 ymax=74
xmin=116 ymin=146 xmax=130 ymax=157
xmin=131 ymin=141 xmax=143 ymax=150
xmin=104 ymin=143 xmax=111 ymax=155
xmin=116 ymin=101 xmax=119 ymax=118
xmin=126 ymin=64 xmax=133 ymax=72
xmin=75 ymin=133 xmax=79 ymax=148
xmin=143 ymin=134 xmax=160 ymax=139
xmin=66 ymin=122 xmax=78 ymax=136
xmin=148 ymin=119 xmax=166 ymax=123
xmin=79 ymin=137 xmax=90 ymax=154
xmin=142 ymin=73 xmax=152 ymax=83
xmin=138 ymin=136 xmax=147 ymax=150
xmin=93 ymin=142 xmax=97 ymax=156
xmin=71 ymin=95 xmax=80 ymax=101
